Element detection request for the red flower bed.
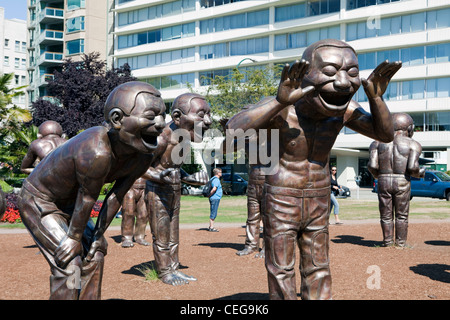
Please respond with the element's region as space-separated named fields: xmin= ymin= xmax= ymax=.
xmin=1 ymin=198 xmax=103 ymax=224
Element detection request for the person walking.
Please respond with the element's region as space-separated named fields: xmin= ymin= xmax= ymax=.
xmin=208 ymin=168 xmax=222 ymax=232
xmin=330 ymin=166 xmax=343 ymax=224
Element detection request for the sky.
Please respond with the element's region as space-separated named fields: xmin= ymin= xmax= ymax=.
xmin=0 ymin=0 xmax=28 ymax=21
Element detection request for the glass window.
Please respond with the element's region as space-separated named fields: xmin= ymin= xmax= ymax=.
xmin=275 ymin=34 xmax=287 ymax=51
xmin=67 ymin=0 xmax=86 ymax=11
xmin=436 ymin=43 xmax=450 ymax=63
xmin=66 ymin=39 xmax=84 ymax=55
xmin=426 ymin=78 xmax=436 ymax=98
xmin=347 ymin=23 xmax=357 ymax=41
xmin=410 ymin=12 xmax=425 ymax=32
xmin=66 ymin=16 xmax=85 ymax=33
xmin=436 ymin=78 xmax=450 ymax=98
xmin=436 ymin=8 xmax=450 ymax=28
xmin=411 ymin=80 xmax=425 ymax=99
xmin=3 ymin=56 xmax=9 ymax=66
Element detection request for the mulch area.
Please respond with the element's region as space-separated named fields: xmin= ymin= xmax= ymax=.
xmin=1 ymin=219 xmax=449 ymax=302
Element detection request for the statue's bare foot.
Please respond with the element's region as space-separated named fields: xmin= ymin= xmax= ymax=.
xmin=135 ymin=238 xmax=151 ymax=246
xmin=175 ymin=270 xmax=197 ymax=281
xmin=121 ymin=239 xmax=134 ymax=248
xmin=254 ymin=249 xmax=265 ymax=259
xmin=161 ymin=273 xmax=189 ymax=286
xmin=236 ymin=247 xmax=256 ymax=256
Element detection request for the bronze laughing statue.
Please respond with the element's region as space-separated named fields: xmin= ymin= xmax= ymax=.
xmin=145 ymin=93 xmax=211 ymax=286
xmin=20 ymin=120 xmax=67 ymax=174
xmin=368 ymin=113 xmax=424 ymax=247
xmin=120 ymin=176 xmax=151 ymax=248
xmin=18 ymin=81 xmax=166 ymax=299
xmin=227 ymin=39 xmax=400 ymax=300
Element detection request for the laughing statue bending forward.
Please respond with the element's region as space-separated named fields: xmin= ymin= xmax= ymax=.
xmin=18 ymin=82 xmax=166 ymax=300
xmin=227 ymin=39 xmax=400 ymax=300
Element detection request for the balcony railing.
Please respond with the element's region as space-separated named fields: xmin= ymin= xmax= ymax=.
xmin=39 ymin=7 xmax=64 ymax=22
xmin=38 ymin=51 xmax=64 ymax=65
xmin=38 ymin=29 xmax=64 ymax=44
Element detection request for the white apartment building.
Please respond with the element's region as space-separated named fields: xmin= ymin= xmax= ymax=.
xmin=27 ymin=0 xmax=112 ymax=105
xmin=0 ymin=8 xmax=28 ymax=109
xmin=112 ymin=0 xmax=450 ymax=188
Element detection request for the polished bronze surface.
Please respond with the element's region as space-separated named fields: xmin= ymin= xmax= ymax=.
xmin=227 ymin=39 xmax=399 ymax=299
xmin=368 ymin=113 xmax=424 ymax=247
xmin=145 ymin=93 xmax=211 ymax=286
xmin=20 ymin=120 xmax=67 ymax=174
xmin=18 ymin=81 xmax=166 ymax=299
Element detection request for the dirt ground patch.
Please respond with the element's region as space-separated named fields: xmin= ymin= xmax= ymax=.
xmin=1 ymin=219 xmax=449 ymax=302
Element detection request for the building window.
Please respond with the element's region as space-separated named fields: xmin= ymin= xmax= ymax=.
xmin=21 ymin=59 xmax=26 ymax=69
xmin=357 ymin=42 xmax=450 ymax=71
xmin=118 ymin=47 xmax=195 ymax=70
xmin=66 ymin=39 xmax=85 ymax=55
xmin=15 ymin=40 xmax=20 ymax=51
xmin=200 ymin=0 xmax=245 ymax=9
xmin=142 ymin=73 xmax=195 ymax=90
xmin=67 ymin=0 xmax=86 ymax=11
xmin=274 ymin=26 xmax=340 ymax=51
xmin=118 ymin=0 xmax=196 ymax=26
xmin=4 ymin=56 xmax=9 ymax=66
xmin=66 ymin=16 xmax=85 ymax=33
xmin=200 ymin=9 xmax=269 ymax=34
xmin=274 ymin=0 xmax=339 ymax=23
xmin=347 ymin=0 xmax=406 ymax=10
xmin=118 ymin=22 xmax=194 ymax=49
xmin=15 ymin=58 xmax=20 ymax=68
xmin=346 ymin=8 xmax=449 ymax=41
xmin=354 ymin=77 xmax=450 ymax=102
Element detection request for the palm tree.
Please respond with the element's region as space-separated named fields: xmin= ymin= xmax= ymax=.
xmin=0 ymin=72 xmax=33 ymax=177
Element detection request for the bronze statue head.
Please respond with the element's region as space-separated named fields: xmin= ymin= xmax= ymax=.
xmin=37 ymin=120 xmax=63 ymax=138
xmin=171 ymin=93 xmax=212 ymax=141
xmin=393 ymin=113 xmax=415 ymax=137
xmin=104 ymin=81 xmax=166 ymax=153
xmin=301 ymin=39 xmax=361 ymax=117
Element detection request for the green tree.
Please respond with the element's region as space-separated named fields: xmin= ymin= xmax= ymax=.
xmin=0 ymin=73 xmax=32 ymax=178
xmin=191 ymin=64 xmax=282 ymax=130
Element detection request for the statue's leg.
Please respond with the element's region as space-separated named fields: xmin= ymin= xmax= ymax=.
xmin=378 ymin=177 xmax=394 ymax=247
xmin=134 ymin=189 xmax=150 ymax=246
xmin=147 ymin=185 xmax=187 ymax=286
xmin=121 ymin=190 xmax=136 ymax=248
xmin=394 ymin=179 xmax=411 ymax=247
xmin=237 ymin=184 xmax=260 ymax=256
xmin=263 ymin=191 xmax=299 ymax=300
xmin=298 ymin=194 xmax=332 ymax=300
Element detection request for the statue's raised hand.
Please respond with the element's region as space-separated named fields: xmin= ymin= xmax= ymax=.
xmin=362 ymin=60 xmax=402 ymax=99
xmin=276 ymin=60 xmax=314 ymax=105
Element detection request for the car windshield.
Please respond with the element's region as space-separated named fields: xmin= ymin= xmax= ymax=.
xmin=434 ymin=171 xmax=450 ymax=181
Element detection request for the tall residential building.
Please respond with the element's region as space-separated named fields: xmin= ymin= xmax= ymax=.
xmin=114 ymin=0 xmax=449 ymax=188
xmin=27 ymin=0 xmax=112 ymax=105
xmin=0 ymin=8 xmax=28 ymax=109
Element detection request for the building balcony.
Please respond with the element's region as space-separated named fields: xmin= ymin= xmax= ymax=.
xmin=38 ymin=51 xmax=64 ymax=66
xmin=38 ymin=73 xmax=55 ymax=87
xmin=39 ymin=7 xmax=64 ymax=24
xmin=37 ymin=29 xmax=64 ymax=45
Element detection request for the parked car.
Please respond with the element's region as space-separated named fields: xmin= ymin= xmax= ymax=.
xmin=372 ymin=170 xmax=450 ymax=200
xmin=221 ymin=173 xmax=248 ymax=195
xmin=181 ymin=184 xmax=204 ymax=196
xmin=336 ymin=185 xmax=351 ymax=198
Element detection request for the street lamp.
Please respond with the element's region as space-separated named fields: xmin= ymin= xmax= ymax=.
xmin=236 ymin=57 xmax=257 ymax=69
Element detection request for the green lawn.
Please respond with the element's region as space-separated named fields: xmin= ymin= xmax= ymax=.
xmin=2 ymin=195 xmax=449 ymax=229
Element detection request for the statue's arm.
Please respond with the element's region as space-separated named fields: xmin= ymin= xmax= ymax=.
xmin=367 ymin=141 xmax=380 ymax=179
xmin=408 ymin=141 xmax=425 ymax=178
